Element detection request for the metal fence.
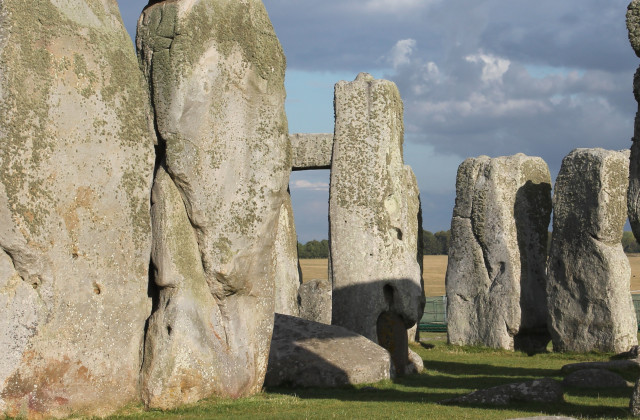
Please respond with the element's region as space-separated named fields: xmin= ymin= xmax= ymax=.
xmin=420 ymin=294 xmax=640 ymax=333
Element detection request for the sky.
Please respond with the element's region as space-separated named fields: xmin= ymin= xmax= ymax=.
xmin=117 ymin=0 xmax=639 ymax=243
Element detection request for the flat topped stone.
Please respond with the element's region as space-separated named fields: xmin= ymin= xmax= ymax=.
xmin=562 ymin=368 xmax=629 ymax=389
xmin=441 ymin=378 xmax=563 ymax=405
xmin=291 ymin=133 xmax=333 ymax=170
xmin=265 ymin=314 xmax=391 ymax=388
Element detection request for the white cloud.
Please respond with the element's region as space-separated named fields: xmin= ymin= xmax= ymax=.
xmin=291 ymin=180 xmax=330 ymax=191
xmin=465 ymin=53 xmax=511 ymax=84
xmin=389 ymin=39 xmax=417 ymax=69
xmin=363 ymin=0 xmax=437 ymax=13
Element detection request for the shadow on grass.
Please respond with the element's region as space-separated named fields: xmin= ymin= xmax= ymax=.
xmin=424 ymin=360 xmax=558 ymax=378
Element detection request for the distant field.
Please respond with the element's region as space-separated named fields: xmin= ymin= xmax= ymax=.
xmin=300 ymin=254 xmax=640 ymax=297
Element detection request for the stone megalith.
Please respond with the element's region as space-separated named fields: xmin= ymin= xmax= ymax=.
xmin=446 ymin=154 xmax=551 ymax=351
xmin=330 ymin=73 xmax=425 ymax=374
xmin=547 ymin=148 xmax=637 ymax=353
xmin=627 ymin=1 xmax=640 ymax=244
xmin=273 ymin=197 xmax=302 ymax=317
xmin=137 ymin=0 xmax=291 ymax=407
xmin=0 ymin=2 xmax=155 ymax=418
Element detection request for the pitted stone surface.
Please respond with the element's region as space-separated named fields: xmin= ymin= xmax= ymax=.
xmin=298 ymin=278 xmax=332 ymax=324
xmin=329 ymin=73 xmax=424 ymax=372
xmin=561 ymin=369 xmax=629 ymax=389
xmin=274 ymin=198 xmax=302 ymax=317
xmin=547 ymin=148 xmax=637 ymax=353
xmin=0 ymin=2 xmax=155 ymax=418
xmin=629 ymin=1 xmax=640 ymax=57
xmin=291 ymin=133 xmax=333 ymax=170
xmin=138 ymin=0 xmax=290 ymax=407
xmin=441 ymin=378 xmax=563 ymax=405
xmin=265 ymin=314 xmax=391 ymax=388
xmin=446 ymin=154 xmax=551 ymax=351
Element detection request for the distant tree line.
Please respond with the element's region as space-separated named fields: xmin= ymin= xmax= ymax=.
xmin=296 ymin=230 xmax=640 ymax=258
xmin=297 ymin=239 xmax=329 ymax=259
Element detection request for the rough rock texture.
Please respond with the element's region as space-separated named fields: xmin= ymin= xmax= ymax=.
xmin=137 ymin=0 xmax=290 ymax=407
xmin=330 ymin=73 xmax=425 ymax=374
xmin=561 ymin=369 xmax=629 ymax=389
xmin=406 ymin=349 xmax=424 ymax=374
xmin=441 ymin=378 xmax=563 ymax=405
xmin=265 ymin=314 xmax=391 ymax=387
xmin=627 ymin=3 xmax=640 ymax=247
xmin=290 ymin=133 xmax=333 ymax=170
xmin=446 ymin=154 xmax=552 ymax=351
xmin=547 ymin=148 xmax=637 ymax=353
xmin=628 ymin=0 xmax=640 ymax=58
xmin=561 ymin=359 xmax=640 ymax=375
xmin=631 ymin=378 xmax=640 ymax=416
xmin=298 ymin=278 xmax=332 ymax=324
xmin=273 ymin=198 xmax=302 ymax=317
xmin=0 ymin=2 xmax=155 ymax=418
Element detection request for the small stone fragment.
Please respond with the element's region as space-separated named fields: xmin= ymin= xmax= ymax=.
xmin=562 ymin=369 xmax=629 ymax=389
xmin=441 ymin=378 xmax=563 ymax=405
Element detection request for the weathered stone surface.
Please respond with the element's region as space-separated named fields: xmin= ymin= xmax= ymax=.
xmin=298 ymin=278 xmax=332 ymax=324
xmin=265 ymin=314 xmax=391 ymax=388
xmin=142 ymin=168 xmax=230 ymax=409
xmin=561 ymin=369 xmax=629 ymax=389
xmin=441 ymin=378 xmax=563 ymax=405
xmin=628 ymin=1 xmax=640 ymax=58
xmin=446 ymin=154 xmax=551 ymax=351
xmin=330 ymin=73 xmax=425 ymax=374
xmin=0 ymin=2 xmax=155 ymax=417
xmin=627 ymin=5 xmax=640 ymax=244
xmin=631 ymin=378 xmax=640 ymax=416
xmin=561 ymin=359 xmax=640 ymax=375
xmin=291 ymin=133 xmax=333 ymax=170
xmin=274 ymin=198 xmax=302 ymax=317
xmin=547 ymin=148 xmax=637 ymax=353
xmin=406 ymin=349 xmax=424 ymax=375
xmin=138 ymin=0 xmax=290 ymax=406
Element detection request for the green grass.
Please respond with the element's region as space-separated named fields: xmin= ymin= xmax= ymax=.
xmin=98 ymin=333 xmax=638 ymax=420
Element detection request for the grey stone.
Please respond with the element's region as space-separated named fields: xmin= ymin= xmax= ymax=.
xmin=274 ymin=198 xmax=302 ymax=317
xmin=291 ymin=133 xmax=333 ymax=170
xmin=0 ymin=2 xmax=155 ymax=417
xmin=629 ymin=1 xmax=640 ymax=58
xmin=441 ymin=378 xmax=563 ymax=405
xmin=329 ymin=73 xmax=425 ymax=374
xmin=562 ymin=368 xmax=629 ymax=389
xmin=406 ymin=348 xmax=424 ymax=375
xmin=508 ymin=417 xmax=576 ymax=420
xmin=547 ymin=148 xmax=637 ymax=353
xmin=561 ymin=359 xmax=640 ymax=375
xmin=628 ymin=69 xmax=640 ymax=242
xmin=265 ymin=314 xmax=391 ymax=388
xmin=446 ymin=154 xmax=552 ymax=351
xmin=631 ymin=378 xmax=640 ymax=416
xmin=138 ymin=0 xmax=290 ymax=407
xmin=298 ymin=278 xmax=332 ymax=324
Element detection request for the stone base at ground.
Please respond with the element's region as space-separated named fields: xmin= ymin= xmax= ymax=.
xmin=265 ymin=314 xmax=391 ymax=388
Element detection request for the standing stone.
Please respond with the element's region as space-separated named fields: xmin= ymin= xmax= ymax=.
xmin=446 ymin=154 xmax=551 ymax=351
xmin=0 ymin=2 xmax=155 ymax=418
xmin=547 ymin=148 xmax=637 ymax=353
xmin=273 ymin=197 xmax=302 ymax=317
xmin=627 ymin=1 xmax=640 ymax=246
xmin=137 ymin=0 xmax=290 ymax=407
xmin=631 ymin=379 xmax=640 ymax=417
xmin=298 ymin=278 xmax=332 ymax=324
xmin=330 ymin=73 xmax=425 ymax=374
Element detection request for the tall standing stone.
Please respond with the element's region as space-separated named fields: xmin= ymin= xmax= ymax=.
xmin=330 ymin=73 xmax=424 ymax=374
xmin=627 ymin=1 xmax=640 ymax=246
xmin=0 ymin=2 xmax=155 ymax=417
xmin=137 ymin=0 xmax=290 ymax=408
xmin=446 ymin=154 xmax=551 ymax=351
xmin=547 ymin=148 xmax=637 ymax=353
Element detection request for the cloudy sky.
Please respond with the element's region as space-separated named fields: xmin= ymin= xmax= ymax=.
xmin=117 ymin=0 xmax=638 ymax=242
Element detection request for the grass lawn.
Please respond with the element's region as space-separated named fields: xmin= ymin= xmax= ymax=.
xmin=101 ymin=333 xmax=638 ymax=420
